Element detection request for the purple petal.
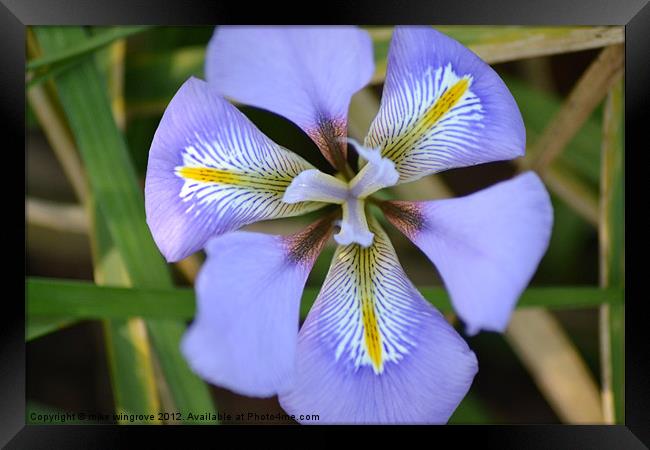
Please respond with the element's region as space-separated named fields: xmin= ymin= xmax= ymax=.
xmin=145 ymin=77 xmax=323 ymax=262
xmin=366 ymin=26 xmax=526 ymax=184
xmin=279 ymin=217 xmax=477 ymax=423
xmin=382 ymin=172 xmax=553 ymax=334
xmin=181 ymin=217 xmax=334 ymax=397
xmin=206 ymin=26 xmax=374 ymax=168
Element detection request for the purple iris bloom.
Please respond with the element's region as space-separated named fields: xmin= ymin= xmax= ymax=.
xmin=144 ymin=26 xmax=553 ymax=424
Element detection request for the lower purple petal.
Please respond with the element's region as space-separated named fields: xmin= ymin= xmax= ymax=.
xmin=279 ymin=217 xmax=477 ymax=423
xmin=181 ymin=217 xmax=333 ymax=397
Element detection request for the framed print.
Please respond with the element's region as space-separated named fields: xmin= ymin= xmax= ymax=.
xmin=6 ymin=0 xmax=649 ymax=446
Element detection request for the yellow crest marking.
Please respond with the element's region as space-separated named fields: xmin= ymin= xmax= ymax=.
xmin=358 ymin=245 xmax=384 ymax=373
xmin=176 ymin=167 xmax=291 ymax=192
xmin=383 ymin=77 xmax=471 ymax=163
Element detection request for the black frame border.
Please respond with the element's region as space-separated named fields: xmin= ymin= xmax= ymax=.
xmin=9 ymin=0 xmax=649 ymax=447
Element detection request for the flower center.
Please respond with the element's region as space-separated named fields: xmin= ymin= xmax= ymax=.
xmin=282 ymin=139 xmax=399 ymax=247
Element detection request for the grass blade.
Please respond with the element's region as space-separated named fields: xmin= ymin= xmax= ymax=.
xmin=506 ymin=309 xmax=604 ymax=423
xmin=33 ymin=28 xmax=169 ymax=287
xmin=30 ymin=29 xmax=163 ymax=423
xmin=27 ymin=26 xmax=151 ymax=71
xmin=89 ymin=191 xmax=162 ymax=423
xmin=527 ymin=45 xmax=624 ymax=172
xmin=506 ymin=75 xmax=604 ymax=225
xmin=368 ymin=26 xmax=624 ymax=84
xmin=26 ymin=317 xmax=77 ymax=341
xmin=25 ymin=81 xmax=88 ymax=205
xmin=27 ymin=277 xmax=624 ymax=321
xmin=599 ymin=80 xmax=625 ymax=424
xmin=32 ymin=26 xmax=216 ymax=422
xmin=542 ymin=165 xmax=599 ymax=227
xmin=26 ymin=198 xmax=87 ymax=233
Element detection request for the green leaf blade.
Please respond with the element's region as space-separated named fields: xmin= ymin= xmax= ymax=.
xmin=28 ymin=277 xmax=623 ymax=322
xmin=32 ymin=26 xmax=217 ymax=423
xmin=27 ymin=26 xmax=152 ymax=71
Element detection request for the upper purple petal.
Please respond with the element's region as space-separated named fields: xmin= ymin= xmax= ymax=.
xmin=366 ymin=26 xmax=526 ymax=184
xmin=145 ymin=77 xmax=322 ymax=262
xmin=382 ymin=172 xmax=553 ymax=334
xmin=205 ymin=26 xmax=375 ymax=167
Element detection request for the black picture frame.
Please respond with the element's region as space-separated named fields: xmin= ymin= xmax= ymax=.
xmin=8 ymin=0 xmax=649 ymax=447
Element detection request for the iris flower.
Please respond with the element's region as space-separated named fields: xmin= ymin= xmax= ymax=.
xmin=145 ymin=26 xmax=553 ymax=424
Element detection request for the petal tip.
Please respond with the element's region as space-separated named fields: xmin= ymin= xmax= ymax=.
xmin=160 ymin=248 xmax=184 ymax=264
xmin=281 ymin=186 xmax=303 ymax=204
xmin=180 ymin=327 xmax=280 ymax=398
xmin=464 ymin=324 xmax=480 ymax=337
xmin=463 ymin=316 xmax=509 ymax=337
xmin=144 ymin=216 xmax=190 ymax=263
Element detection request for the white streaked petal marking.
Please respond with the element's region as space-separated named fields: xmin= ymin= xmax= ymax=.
xmin=175 ymin=130 xmax=323 ymax=228
xmin=305 ymin=217 xmax=426 ymax=374
xmin=366 ymin=63 xmax=485 ymax=184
